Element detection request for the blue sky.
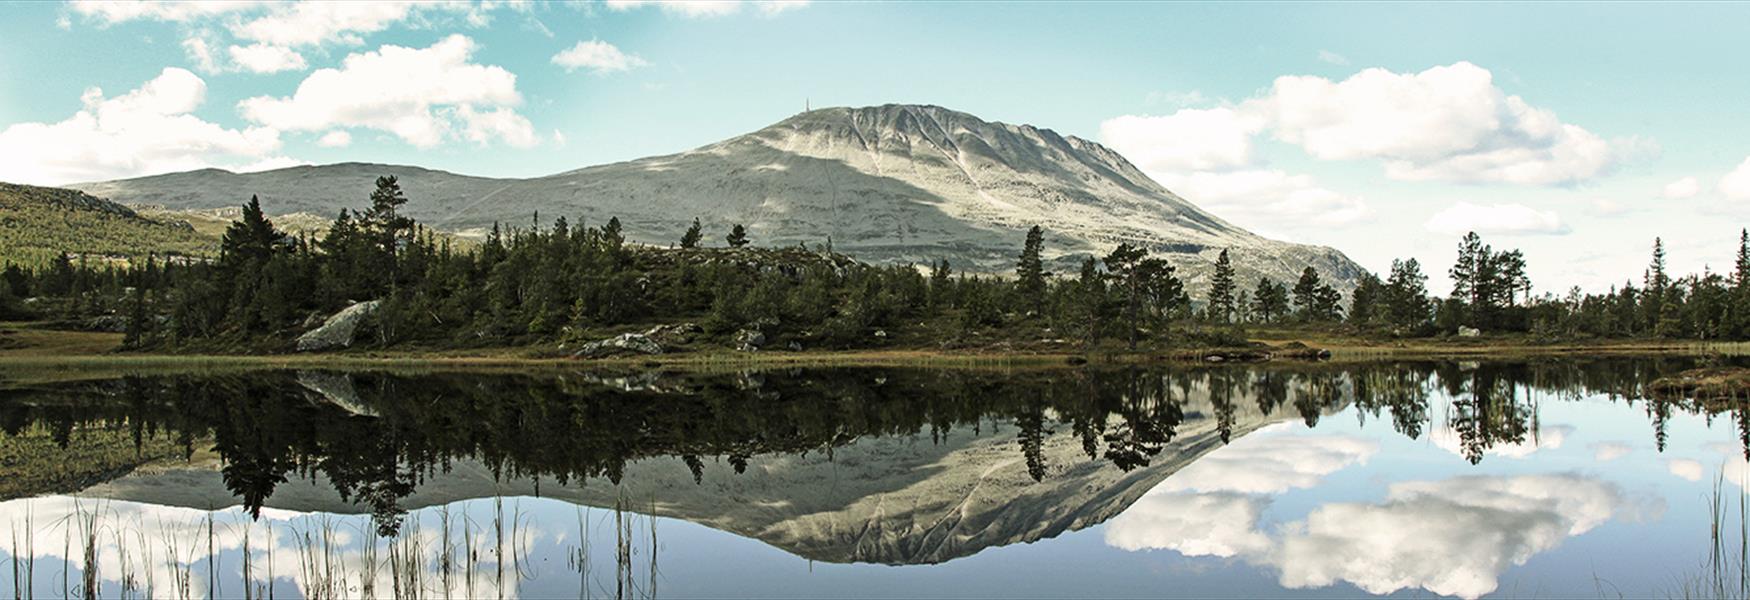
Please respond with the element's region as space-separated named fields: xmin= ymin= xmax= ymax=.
xmin=2 ymin=1 xmax=1748 ymax=292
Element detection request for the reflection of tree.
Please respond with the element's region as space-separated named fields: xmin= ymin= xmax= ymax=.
xmin=1444 ymin=367 xmax=1534 ymax=465
xmin=1016 ymin=397 xmax=1050 ymax=482
xmin=3 ymin=356 xmax=1748 ymax=519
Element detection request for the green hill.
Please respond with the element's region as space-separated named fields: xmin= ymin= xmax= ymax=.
xmin=0 ymin=182 xmax=216 ymax=268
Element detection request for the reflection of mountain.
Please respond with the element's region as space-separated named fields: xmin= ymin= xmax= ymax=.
xmin=82 ymin=391 xmax=1305 ymax=565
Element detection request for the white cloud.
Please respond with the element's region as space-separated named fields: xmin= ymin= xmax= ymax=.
xmin=0 ymin=67 xmax=285 ymax=185
xmin=1155 ymin=169 xmax=1373 ymax=232
xmin=232 ymin=2 xmax=419 ymax=47
xmin=1316 ymin=50 xmax=1349 ymax=66
xmin=455 ymin=105 xmax=539 ymax=148
xmin=1158 ymin=431 xmax=1378 ymax=494
xmin=1105 ymin=492 xmax=1270 ymax=557
xmin=1662 ymin=176 xmax=1701 ymax=200
xmin=70 ymin=0 xmax=266 ymax=23
xmin=181 ymin=36 xmax=221 ymax=73
xmin=228 ymin=43 xmax=308 ymax=74
xmin=604 ymin=0 xmax=809 ymax=17
xmin=317 ymin=130 xmax=353 ymax=148
xmin=552 ymin=39 xmax=649 ymax=74
xmin=1589 ymin=441 xmax=1632 ymax=462
xmin=1252 ymin=62 xmax=1625 ymax=185
xmin=1668 ymin=458 xmax=1704 ymax=481
xmin=1720 ymin=157 xmax=1750 ymax=200
xmin=1424 ymin=201 xmax=1570 ymax=236
xmin=1099 ymin=108 xmax=1264 ymax=172
xmin=238 ymin=35 xmax=532 ymax=149
xmin=1274 ymin=474 xmax=1639 ymax=599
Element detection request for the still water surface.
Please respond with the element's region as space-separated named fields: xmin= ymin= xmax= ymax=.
xmin=1 ymin=359 xmax=1746 ymax=598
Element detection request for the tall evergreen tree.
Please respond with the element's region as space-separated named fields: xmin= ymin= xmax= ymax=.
xmin=1208 ymin=249 xmax=1237 ymax=323
xmin=1384 ymin=258 xmax=1431 ymax=332
xmin=1076 ymin=256 xmax=1106 ymax=349
xmin=1015 ymin=226 xmax=1047 ymax=314
xmin=726 ymin=224 xmax=750 ymax=248
xmin=1292 ymin=267 xmax=1322 ymax=321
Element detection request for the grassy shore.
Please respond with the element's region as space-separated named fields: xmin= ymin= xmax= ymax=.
xmin=3 ymin=321 xmax=1747 ymax=382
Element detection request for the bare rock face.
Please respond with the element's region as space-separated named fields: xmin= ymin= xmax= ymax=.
xmin=69 ymin=104 xmax=1366 ymax=295
xmin=295 ymin=300 xmax=380 ymax=352
xmin=572 ymin=333 xmax=663 ymax=358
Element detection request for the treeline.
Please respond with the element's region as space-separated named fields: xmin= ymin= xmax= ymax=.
xmin=2 ymin=175 xmax=1748 ymax=349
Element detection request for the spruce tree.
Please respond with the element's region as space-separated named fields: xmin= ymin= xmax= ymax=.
xmin=1076 ymin=256 xmax=1105 ymax=348
xmin=726 ymin=224 xmax=749 ymax=248
xmin=1016 ymin=226 xmax=1047 ymax=314
xmin=1208 ymin=248 xmax=1236 ymax=323
xmin=680 ymin=218 xmax=703 ymax=248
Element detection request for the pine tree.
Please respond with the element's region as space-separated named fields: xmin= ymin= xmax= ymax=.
xmin=1349 ymin=272 xmax=1384 ymax=326
xmin=1208 ymin=248 xmax=1236 ymax=323
xmin=1104 ymin=243 xmax=1171 ymax=349
xmin=1015 ymin=226 xmax=1047 ymax=314
xmin=680 ymin=218 xmax=703 ymax=249
xmin=1292 ymin=267 xmax=1322 ymax=321
xmin=1251 ymin=277 xmax=1288 ymax=324
xmin=726 ymin=224 xmax=749 ymax=248
xmin=1384 ymin=258 xmax=1431 ymax=332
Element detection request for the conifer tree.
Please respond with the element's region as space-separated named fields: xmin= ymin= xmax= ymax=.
xmin=1076 ymin=256 xmax=1105 ymax=348
xmin=1208 ymin=248 xmax=1236 ymax=323
xmin=1016 ymin=226 xmax=1047 ymax=314
xmin=680 ymin=218 xmax=703 ymax=248
xmin=726 ymin=224 xmax=749 ymax=248
xmin=1251 ymin=277 xmax=1288 ymax=324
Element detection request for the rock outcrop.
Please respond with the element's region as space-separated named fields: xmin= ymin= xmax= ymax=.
xmin=295 ymin=301 xmax=379 ymax=352
xmin=572 ymin=333 xmax=663 ymax=358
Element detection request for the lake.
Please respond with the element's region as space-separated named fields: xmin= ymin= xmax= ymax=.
xmin=1 ymin=358 xmax=1746 ymax=599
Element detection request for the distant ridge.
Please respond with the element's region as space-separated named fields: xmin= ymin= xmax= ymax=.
xmin=68 ymin=104 xmax=1365 ymax=291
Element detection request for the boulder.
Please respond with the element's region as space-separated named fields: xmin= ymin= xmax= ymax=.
xmin=295 ymin=300 xmax=380 ymax=352
xmin=573 ymin=333 xmax=664 ymax=358
xmin=1457 ymin=326 xmax=1482 ymax=338
xmin=734 ymin=329 xmax=767 ymax=352
xmin=85 ymin=315 xmax=128 ymax=333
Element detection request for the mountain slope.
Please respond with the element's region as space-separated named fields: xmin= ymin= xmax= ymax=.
xmin=0 ymin=182 xmax=213 ymax=267
xmin=69 ymin=104 xmax=1364 ymax=291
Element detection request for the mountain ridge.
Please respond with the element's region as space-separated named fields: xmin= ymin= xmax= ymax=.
xmin=66 ymin=104 xmax=1365 ymax=291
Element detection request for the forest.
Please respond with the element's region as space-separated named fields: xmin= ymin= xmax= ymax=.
xmin=2 ymin=175 xmax=1749 ymax=354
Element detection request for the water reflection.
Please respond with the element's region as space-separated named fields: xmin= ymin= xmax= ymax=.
xmin=0 ymin=357 xmax=1745 ymax=598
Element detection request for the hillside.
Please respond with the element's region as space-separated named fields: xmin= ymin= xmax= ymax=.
xmin=69 ymin=104 xmax=1366 ymax=292
xmin=0 ymin=182 xmax=214 ymax=268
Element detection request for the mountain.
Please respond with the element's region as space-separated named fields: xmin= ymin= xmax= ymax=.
xmin=68 ymin=104 xmax=1365 ymax=291
xmin=0 ymin=182 xmax=213 ymax=268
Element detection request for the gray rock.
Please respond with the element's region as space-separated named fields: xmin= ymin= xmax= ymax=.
xmin=734 ymin=329 xmax=767 ymax=352
xmin=785 ymin=341 xmax=803 ymax=351
xmin=572 ymin=333 xmax=664 ymax=358
xmin=873 ymin=329 xmax=888 ymax=339
xmin=295 ymin=300 xmax=380 ymax=352
xmin=86 ymin=315 xmax=128 ymax=333
xmin=1457 ymin=326 xmax=1482 ymax=338
xmin=643 ymin=322 xmax=702 ymax=344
